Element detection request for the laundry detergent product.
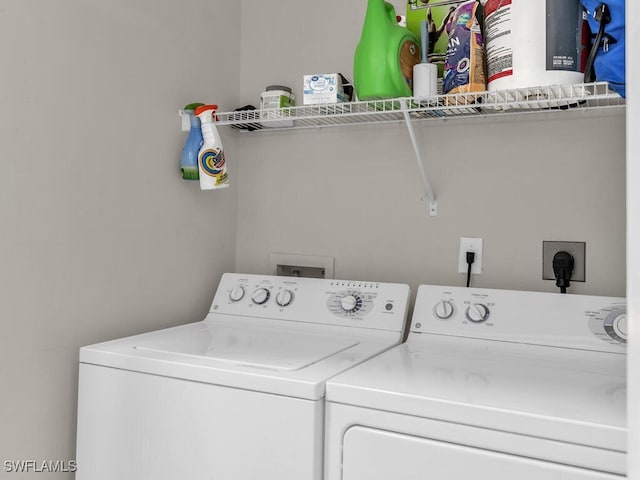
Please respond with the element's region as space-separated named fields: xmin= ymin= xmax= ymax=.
xmin=443 ymin=1 xmax=486 ymax=96
xmin=194 ymin=105 xmax=229 ymax=191
xmin=180 ymin=103 xmax=204 ymax=181
xmin=354 ymin=0 xmax=422 ymax=100
xmin=407 ymin=0 xmax=463 ymax=81
xmin=484 ymin=0 xmax=589 ymax=91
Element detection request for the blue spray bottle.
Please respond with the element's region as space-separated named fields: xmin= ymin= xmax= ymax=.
xmin=180 ymin=102 xmax=205 ymax=180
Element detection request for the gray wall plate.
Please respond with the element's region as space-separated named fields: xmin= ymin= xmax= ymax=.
xmin=542 ymin=241 xmax=586 ymax=282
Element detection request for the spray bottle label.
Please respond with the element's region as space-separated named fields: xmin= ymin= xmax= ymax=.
xmin=200 ymin=148 xmax=225 ymax=177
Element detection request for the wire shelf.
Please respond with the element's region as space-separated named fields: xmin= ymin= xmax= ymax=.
xmin=217 ymin=82 xmax=624 ymax=132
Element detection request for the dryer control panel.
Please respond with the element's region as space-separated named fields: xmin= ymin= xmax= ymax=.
xmin=412 ymin=285 xmax=626 ymax=353
xmin=210 ymin=273 xmax=410 ymax=332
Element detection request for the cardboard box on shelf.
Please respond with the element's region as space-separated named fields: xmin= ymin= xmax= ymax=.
xmin=303 ymin=73 xmax=353 ymax=105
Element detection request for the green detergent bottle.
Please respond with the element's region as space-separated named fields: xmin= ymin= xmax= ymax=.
xmin=354 ymin=0 xmax=422 ymax=100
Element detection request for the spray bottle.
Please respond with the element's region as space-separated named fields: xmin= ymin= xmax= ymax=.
xmin=180 ymin=102 xmax=204 ymax=180
xmin=194 ymin=104 xmax=229 ymax=191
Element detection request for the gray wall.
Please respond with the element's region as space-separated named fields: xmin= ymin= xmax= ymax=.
xmin=236 ymin=0 xmax=626 ymax=298
xmin=0 ymin=0 xmax=240 ymax=475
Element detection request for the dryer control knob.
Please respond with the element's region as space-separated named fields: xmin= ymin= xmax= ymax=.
xmin=340 ymin=295 xmax=361 ymax=312
xmin=251 ymin=288 xmax=271 ymax=305
xmin=434 ymin=300 xmax=455 ymax=319
xmin=466 ymin=303 xmax=490 ymax=323
xmin=604 ymin=310 xmax=627 ymax=343
xmin=229 ymin=285 xmax=245 ymax=302
xmin=276 ymin=289 xmax=294 ymax=307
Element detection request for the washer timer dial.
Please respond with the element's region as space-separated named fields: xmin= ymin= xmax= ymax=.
xmin=340 ymin=294 xmax=362 ymax=312
xmin=327 ymin=290 xmax=374 ymax=318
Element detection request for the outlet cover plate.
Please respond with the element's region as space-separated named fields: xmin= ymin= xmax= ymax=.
xmin=269 ymin=253 xmax=334 ymax=279
xmin=542 ymin=241 xmax=586 ymax=282
xmin=458 ymin=237 xmax=483 ymax=274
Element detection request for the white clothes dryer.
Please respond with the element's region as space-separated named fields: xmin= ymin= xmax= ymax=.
xmin=76 ymin=273 xmax=409 ymax=480
xmin=325 ymin=285 xmax=626 ymax=480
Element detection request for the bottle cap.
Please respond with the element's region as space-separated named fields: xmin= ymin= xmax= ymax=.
xmin=183 ymin=102 xmax=204 ymax=111
xmin=265 ymin=85 xmax=292 ymax=94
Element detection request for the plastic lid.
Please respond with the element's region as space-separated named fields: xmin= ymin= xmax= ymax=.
xmin=183 ymin=102 xmax=204 ymax=111
xmin=265 ymin=85 xmax=292 ymax=94
xmin=194 ymin=104 xmax=218 ymax=116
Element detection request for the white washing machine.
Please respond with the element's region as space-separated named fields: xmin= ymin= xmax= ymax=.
xmin=325 ymin=285 xmax=627 ymax=479
xmin=76 ymin=273 xmax=409 ymax=480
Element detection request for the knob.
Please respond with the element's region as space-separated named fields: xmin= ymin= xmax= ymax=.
xmin=466 ymin=303 xmax=490 ymax=323
xmin=604 ymin=310 xmax=627 ymax=342
xmin=340 ymin=295 xmax=360 ymax=312
xmin=613 ymin=314 xmax=628 ymax=338
xmin=434 ymin=300 xmax=455 ymax=319
xmin=276 ymin=289 xmax=294 ymax=307
xmin=229 ymin=285 xmax=245 ymax=302
xmin=251 ymin=288 xmax=270 ymax=305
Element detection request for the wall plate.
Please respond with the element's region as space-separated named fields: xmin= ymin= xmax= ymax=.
xmin=268 ymin=253 xmax=334 ymax=279
xmin=542 ymin=241 xmax=586 ymax=282
xmin=458 ymin=237 xmax=483 ymax=274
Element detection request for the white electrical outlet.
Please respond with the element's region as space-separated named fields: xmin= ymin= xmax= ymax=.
xmin=458 ymin=237 xmax=483 ymax=274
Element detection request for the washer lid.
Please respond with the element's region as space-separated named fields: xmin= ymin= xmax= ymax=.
xmin=79 ymin=317 xmax=401 ymax=400
xmin=135 ymin=322 xmax=358 ymax=371
xmin=326 ymin=334 xmax=626 ymax=453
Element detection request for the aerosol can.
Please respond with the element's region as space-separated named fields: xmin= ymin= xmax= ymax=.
xmin=194 ymin=104 xmax=229 ymax=190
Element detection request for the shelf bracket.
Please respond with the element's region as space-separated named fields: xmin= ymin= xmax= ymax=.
xmin=400 ymin=99 xmax=437 ymax=216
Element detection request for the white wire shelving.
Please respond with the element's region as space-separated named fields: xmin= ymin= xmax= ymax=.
xmin=212 ymin=82 xmax=624 ymax=216
xmin=217 ymin=82 xmax=623 ymax=131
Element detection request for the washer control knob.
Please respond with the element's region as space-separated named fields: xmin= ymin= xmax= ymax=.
xmin=340 ymin=295 xmax=361 ymax=312
xmin=466 ymin=303 xmax=490 ymax=323
xmin=251 ymin=288 xmax=271 ymax=305
xmin=229 ymin=285 xmax=245 ymax=302
xmin=434 ymin=300 xmax=455 ymax=319
xmin=276 ymin=289 xmax=294 ymax=307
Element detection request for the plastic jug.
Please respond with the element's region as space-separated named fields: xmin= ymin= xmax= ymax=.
xmin=354 ymin=0 xmax=422 ymax=100
xmin=180 ymin=103 xmax=204 ymax=180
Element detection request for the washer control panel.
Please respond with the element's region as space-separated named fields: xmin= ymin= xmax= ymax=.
xmin=210 ymin=273 xmax=410 ymax=332
xmin=413 ymin=285 xmax=626 ymax=352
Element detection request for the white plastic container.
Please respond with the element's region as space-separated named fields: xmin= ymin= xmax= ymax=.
xmin=412 ymin=62 xmax=438 ymax=100
xmin=194 ymin=105 xmax=229 ymax=191
xmin=484 ymin=0 xmax=588 ymax=91
xmin=260 ymin=85 xmax=295 ymax=128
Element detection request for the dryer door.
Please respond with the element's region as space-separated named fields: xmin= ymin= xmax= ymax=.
xmin=342 ymin=427 xmax=622 ymax=480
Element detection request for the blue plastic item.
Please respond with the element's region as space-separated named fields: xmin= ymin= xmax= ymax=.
xmin=181 ymin=106 xmax=204 ymax=180
xmin=581 ymin=0 xmax=625 ymax=98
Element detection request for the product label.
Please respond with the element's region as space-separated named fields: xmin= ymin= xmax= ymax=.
xmin=407 ymin=0 xmax=464 ymax=61
xmin=484 ymin=0 xmax=513 ymax=84
xmin=546 ymin=0 xmax=587 ymax=72
xmin=399 ymin=40 xmax=421 ymax=89
xmin=215 ymin=171 xmax=229 ymax=186
xmin=199 ymin=148 xmax=225 ymax=177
